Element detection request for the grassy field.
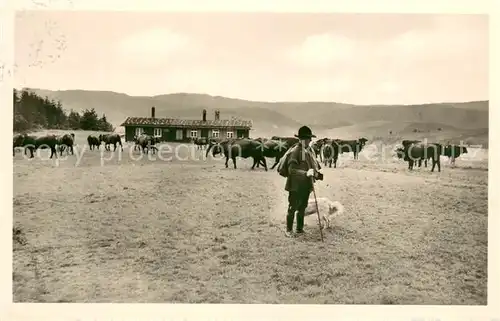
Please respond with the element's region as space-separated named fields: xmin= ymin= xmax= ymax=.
xmin=12 ymin=130 xmax=488 ymax=304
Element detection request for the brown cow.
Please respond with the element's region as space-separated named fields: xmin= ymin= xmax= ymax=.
xmin=206 ymin=138 xmax=267 ymax=170
xmin=443 ymin=144 xmax=468 ymax=166
xmin=321 ymin=139 xmax=340 ymax=168
xmin=333 ymin=138 xmax=368 ymax=160
xmin=99 ymin=133 xmax=123 ymax=152
xmin=403 ymin=142 xmax=443 ymax=172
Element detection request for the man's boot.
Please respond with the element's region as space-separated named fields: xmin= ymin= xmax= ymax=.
xmin=296 ymin=212 xmax=305 ymax=234
xmin=285 ymin=210 xmax=295 ymax=237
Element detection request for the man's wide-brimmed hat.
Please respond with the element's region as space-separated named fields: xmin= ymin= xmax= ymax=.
xmin=294 ymin=125 xmax=316 ymax=139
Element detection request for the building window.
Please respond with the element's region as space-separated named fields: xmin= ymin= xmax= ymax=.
xmin=227 ymin=131 xmax=234 ymax=138
xmin=190 ymin=130 xmax=198 ymax=138
xmin=212 ymin=129 xmax=220 ymax=138
xmin=154 ymin=128 xmax=162 ymax=137
xmin=135 ymin=127 xmax=144 ymax=136
xmin=176 ymin=129 xmax=183 ymax=140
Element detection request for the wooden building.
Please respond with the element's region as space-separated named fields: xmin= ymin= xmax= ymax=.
xmin=120 ymin=107 xmax=252 ymax=142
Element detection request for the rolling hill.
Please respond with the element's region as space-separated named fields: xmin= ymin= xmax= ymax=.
xmin=23 ymin=88 xmax=489 ymax=145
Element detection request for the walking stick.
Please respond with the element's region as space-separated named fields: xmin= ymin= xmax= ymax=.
xmin=311 ymin=176 xmax=324 ymax=242
xmin=306 ymin=148 xmax=324 ymax=243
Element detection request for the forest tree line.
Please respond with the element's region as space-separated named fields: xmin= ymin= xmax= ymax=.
xmin=13 ymin=88 xmax=114 ymax=133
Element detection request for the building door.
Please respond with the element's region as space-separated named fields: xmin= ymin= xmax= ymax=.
xmin=201 ymin=129 xmax=209 ymax=138
xmin=165 ymin=129 xmax=176 ymax=141
xmin=176 ymin=129 xmax=183 ymax=140
xmin=236 ymin=129 xmax=246 ymax=138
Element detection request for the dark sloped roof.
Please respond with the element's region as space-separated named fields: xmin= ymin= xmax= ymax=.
xmin=120 ymin=117 xmax=252 ymax=129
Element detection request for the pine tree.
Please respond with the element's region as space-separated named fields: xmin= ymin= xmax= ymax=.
xmin=12 ymin=89 xmax=115 ymax=133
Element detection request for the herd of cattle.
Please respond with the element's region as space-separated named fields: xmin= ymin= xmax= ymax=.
xmin=190 ymin=135 xmax=468 ymax=172
xmin=12 ymin=132 xmax=469 ymax=173
xmin=12 ymin=132 xmax=124 ymax=158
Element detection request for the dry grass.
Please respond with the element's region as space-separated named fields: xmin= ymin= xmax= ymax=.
xmin=13 ymin=131 xmax=488 ymax=304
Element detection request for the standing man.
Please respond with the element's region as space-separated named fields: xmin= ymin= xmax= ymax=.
xmin=284 ymin=126 xmax=323 ymax=237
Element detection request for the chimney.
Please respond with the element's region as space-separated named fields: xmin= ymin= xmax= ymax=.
xmin=151 ymin=106 xmax=156 ymax=118
xmin=202 ymin=109 xmax=207 ymax=122
xmin=215 ymin=110 xmax=220 ymax=121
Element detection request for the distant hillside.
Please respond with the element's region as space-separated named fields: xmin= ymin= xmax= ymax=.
xmin=24 ymin=88 xmax=488 ymax=141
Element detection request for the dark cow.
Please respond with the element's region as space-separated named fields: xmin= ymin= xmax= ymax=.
xmin=322 ymin=139 xmax=340 ymax=168
xmin=334 ymin=137 xmax=368 ymax=160
xmin=57 ymin=133 xmax=75 ymax=155
xmin=87 ymin=135 xmax=100 ymax=150
xmin=311 ymin=138 xmax=329 ymax=162
xmin=402 ymin=142 xmax=443 ymax=172
xmin=132 ymin=134 xmax=142 ymax=151
xmin=99 ymin=133 xmax=123 ymax=152
xmin=206 ymin=138 xmax=267 ymax=170
xmin=395 ymin=146 xmax=427 ymax=167
xmin=13 ymin=133 xmax=25 ymax=156
xmin=13 ymin=134 xmax=38 ymax=158
xmin=35 ymin=135 xmax=60 ymax=159
xmin=400 ymin=140 xmax=429 ymax=167
xmin=192 ymin=137 xmax=209 ymax=150
xmin=18 ymin=134 xmax=59 ymax=159
xmin=443 ymin=144 xmax=468 ymax=166
xmin=257 ymin=138 xmax=298 ymax=169
xmin=136 ymin=134 xmax=160 ymax=154
xmin=256 ymin=136 xmax=299 ymax=169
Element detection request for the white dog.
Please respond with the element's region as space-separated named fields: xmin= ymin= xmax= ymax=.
xmin=300 ymin=197 xmax=344 ymax=230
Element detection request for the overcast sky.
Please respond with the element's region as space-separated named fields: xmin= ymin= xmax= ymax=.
xmin=14 ymin=11 xmax=488 ymax=104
